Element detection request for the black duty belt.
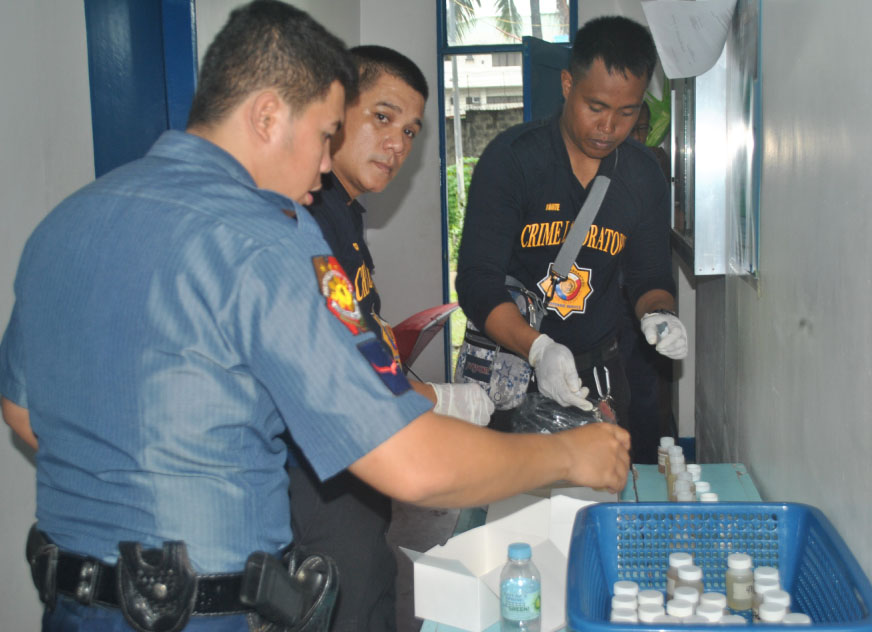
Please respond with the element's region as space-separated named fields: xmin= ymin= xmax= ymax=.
xmin=573 ymin=337 xmax=620 ymax=372
xmin=53 ymin=549 xmax=248 ymax=614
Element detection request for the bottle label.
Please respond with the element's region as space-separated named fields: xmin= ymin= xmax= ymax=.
xmin=501 ymin=577 xmax=541 ymax=622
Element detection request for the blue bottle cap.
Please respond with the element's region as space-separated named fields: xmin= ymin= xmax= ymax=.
xmin=508 ymin=542 xmax=532 ymax=560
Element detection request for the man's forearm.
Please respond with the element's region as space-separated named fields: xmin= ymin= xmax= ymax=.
xmin=482 ymin=302 xmax=541 ymax=359
xmin=2 ymin=396 xmax=37 ymax=451
xmin=634 ymin=288 xmax=676 ymax=320
xmin=349 ymin=410 xmax=630 ymax=507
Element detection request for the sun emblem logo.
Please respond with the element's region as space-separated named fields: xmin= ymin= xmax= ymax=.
xmin=537 ymin=263 xmax=592 ymax=319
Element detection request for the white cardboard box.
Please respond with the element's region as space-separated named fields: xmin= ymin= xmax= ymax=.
xmin=403 ymin=489 xmax=616 ymax=631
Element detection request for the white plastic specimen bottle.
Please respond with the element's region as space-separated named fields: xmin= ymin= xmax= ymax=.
xmin=637 ymin=589 xmax=665 ymax=607
xmin=609 ymin=608 xmax=638 ymax=623
xmin=500 ymin=542 xmax=540 ymax=631
xmin=763 ymin=589 xmax=791 ymax=613
xmin=720 ymin=614 xmax=749 ymax=624
xmin=758 ymin=602 xmax=787 ymax=623
xmin=666 ymin=552 xmax=694 ymax=600
xmin=752 ymin=578 xmax=780 ymax=620
xmin=667 ymin=459 xmax=686 ymax=501
xmin=665 ymin=598 xmax=694 ymax=619
xmin=700 ymin=491 xmax=719 ymax=502
xmin=666 ymin=445 xmax=684 ymax=477
xmin=658 ymin=437 xmax=675 ymax=473
xmin=613 ymin=580 xmax=639 ymax=599
xmin=694 ymin=481 xmax=712 ymax=499
xmin=686 ymin=463 xmax=702 ymax=482
xmin=697 ymin=602 xmax=725 ymax=622
xmin=611 ymin=594 xmax=637 ymax=612
xmin=652 ymin=614 xmax=682 ymax=623
xmin=674 ymin=585 xmax=701 ymax=609
xmin=725 ymin=553 xmax=754 ymax=611
xmin=699 ymin=591 xmax=728 ymax=614
xmin=782 ymin=613 xmax=812 ymax=625
xmin=676 ymin=564 xmax=705 ymax=595
xmin=638 ymin=603 xmax=666 ymax=623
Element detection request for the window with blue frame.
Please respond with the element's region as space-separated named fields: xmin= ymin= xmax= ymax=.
xmin=438 ymin=0 xmax=577 ymax=372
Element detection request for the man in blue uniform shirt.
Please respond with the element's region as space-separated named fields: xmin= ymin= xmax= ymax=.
xmin=456 ymin=16 xmax=689 ymax=441
xmin=295 ymin=45 xmax=493 ymax=631
xmin=1 ymin=3 xmax=632 ymax=631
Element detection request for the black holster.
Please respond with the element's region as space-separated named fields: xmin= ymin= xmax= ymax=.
xmin=242 ymin=549 xmax=339 ymax=632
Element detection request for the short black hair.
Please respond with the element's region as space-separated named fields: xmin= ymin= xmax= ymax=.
xmin=569 ymin=16 xmax=657 ymax=83
xmin=187 ymin=0 xmax=358 ymax=128
xmin=350 ymin=45 xmax=429 ymax=102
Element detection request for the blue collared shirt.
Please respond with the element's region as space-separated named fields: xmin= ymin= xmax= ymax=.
xmin=0 ymin=131 xmax=432 ymax=572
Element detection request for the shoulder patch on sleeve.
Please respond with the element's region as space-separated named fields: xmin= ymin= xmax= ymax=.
xmin=312 ymin=255 xmax=367 ymax=335
xmin=357 ymin=338 xmax=411 ymax=395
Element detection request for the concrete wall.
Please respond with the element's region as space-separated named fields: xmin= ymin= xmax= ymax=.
xmin=0 ymin=3 xmax=95 ymax=628
xmin=695 ymin=0 xmax=872 ymax=578
xmin=445 ymin=108 xmax=524 ymax=158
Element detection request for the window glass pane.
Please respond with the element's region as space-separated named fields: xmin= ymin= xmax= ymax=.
xmin=443 ymin=53 xmax=524 ymax=368
xmin=445 ymin=0 xmax=570 ymax=46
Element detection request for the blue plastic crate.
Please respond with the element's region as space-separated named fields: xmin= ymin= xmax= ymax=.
xmin=567 ymin=503 xmax=872 ymax=631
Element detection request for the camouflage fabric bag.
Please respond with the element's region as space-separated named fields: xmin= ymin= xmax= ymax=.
xmin=454 ymin=280 xmax=544 ymax=411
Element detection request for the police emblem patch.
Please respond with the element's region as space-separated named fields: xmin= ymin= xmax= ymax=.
xmin=312 ymin=255 xmax=366 ymax=335
xmin=537 ymin=262 xmax=593 ymax=320
xmin=357 ymin=338 xmax=411 ymax=395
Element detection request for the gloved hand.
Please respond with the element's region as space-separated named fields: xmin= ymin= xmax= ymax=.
xmin=527 ymin=334 xmax=593 ymax=411
xmin=640 ymin=310 xmax=688 ymax=359
xmin=429 ymin=382 xmax=495 ymax=426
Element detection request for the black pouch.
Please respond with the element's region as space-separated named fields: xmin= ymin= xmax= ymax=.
xmin=25 ymin=523 xmax=59 ymax=610
xmin=117 ymin=540 xmax=197 ymax=632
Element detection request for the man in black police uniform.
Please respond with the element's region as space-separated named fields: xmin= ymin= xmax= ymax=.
xmin=456 ymin=16 xmax=688 ymax=438
xmin=291 ymin=45 xmax=494 ymax=631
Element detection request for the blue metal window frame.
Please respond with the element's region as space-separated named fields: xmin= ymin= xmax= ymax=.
xmin=435 ymin=0 xmax=577 ymax=380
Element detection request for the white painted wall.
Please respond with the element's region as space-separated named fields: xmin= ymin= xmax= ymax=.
xmin=696 ymin=0 xmax=872 ymax=580
xmin=0 ymin=3 xmax=94 ymax=628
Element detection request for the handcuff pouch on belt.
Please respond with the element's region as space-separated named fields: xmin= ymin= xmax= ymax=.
xmin=117 ymin=540 xmax=198 ymax=632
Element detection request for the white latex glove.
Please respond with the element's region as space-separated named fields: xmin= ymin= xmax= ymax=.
xmin=640 ymin=310 xmax=688 ymax=359
xmin=429 ymin=382 xmax=495 ymax=426
xmin=527 ymin=334 xmax=593 ymax=410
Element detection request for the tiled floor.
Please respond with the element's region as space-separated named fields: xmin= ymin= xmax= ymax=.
xmin=387 ymin=501 xmax=461 ymax=632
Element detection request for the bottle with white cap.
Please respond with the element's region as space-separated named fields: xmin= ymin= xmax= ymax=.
xmin=658 ymin=436 xmax=675 ymax=473
xmin=694 ymin=480 xmax=711 ymax=499
xmin=676 ymin=490 xmax=696 ymax=502
xmin=720 ymin=613 xmax=750 ymax=624
xmin=667 ymin=458 xmax=686 ymax=501
xmin=652 ymin=614 xmax=682 ymax=624
xmin=673 ymin=479 xmax=693 ymax=503
xmin=674 ymin=585 xmax=701 ymax=610
xmin=696 ymin=604 xmax=724 ymax=623
xmin=613 ymin=580 xmax=639 ymax=599
xmin=700 ymin=491 xmax=719 ymax=502
xmin=611 ymin=594 xmax=637 ymax=613
xmin=683 ymin=614 xmax=709 ymax=624
xmin=638 ymin=603 xmax=666 ymax=623
xmin=763 ymin=588 xmax=791 ymax=613
xmin=686 ymin=463 xmax=702 ymax=482
xmin=666 ymin=552 xmax=693 ymax=600
xmin=675 ymin=564 xmax=705 ymax=595
xmin=699 ymin=591 xmax=728 ymax=614
xmin=637 ymin=589 xmax=664 ymax=607
xmin=758 ymin=602 xmax=787 ymax=623
xmin=725 ymin=553 xmax=753 ymax=611
xmin=782 ymin=612 xmax=812 ymax=625
xmin=609 ymin=608 xmax=638 ymax=623
xmin=666 ymin=445 xmax=683 ymax=477
xmin=752 ymin=578 xmax=780 ymax=620
xmin=665 ymin=598 xmax=694 ymax=619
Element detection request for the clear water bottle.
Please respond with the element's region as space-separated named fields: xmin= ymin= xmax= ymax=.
xmin=500 ymin=542 xmax=541 ymax=631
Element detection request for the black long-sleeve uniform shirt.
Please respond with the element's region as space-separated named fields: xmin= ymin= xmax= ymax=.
xmin=455 ymin=115 xmax=674 ymax=355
